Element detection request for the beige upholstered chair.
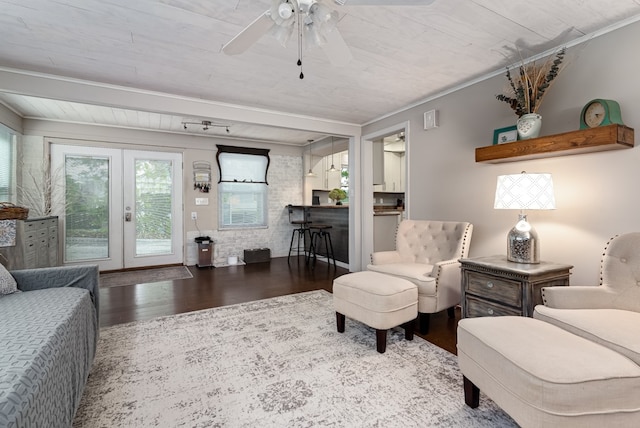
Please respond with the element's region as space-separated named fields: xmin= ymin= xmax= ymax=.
xmin=367 ymin=219 xmax=473 ymax=333
xmin=534 ymin=232 xmax=640 ymax=364
xmin=538 ymin=232 xmax=640 ymax=312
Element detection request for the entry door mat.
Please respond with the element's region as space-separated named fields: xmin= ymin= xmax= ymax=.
xmin=100 ymin=266 xmax=193 ymax=288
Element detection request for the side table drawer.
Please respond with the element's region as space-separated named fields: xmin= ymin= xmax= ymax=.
xmin=465 ymin=271 xmax=522 ymax=308
xmin=465 ymin=295 xmax=522 ymax=317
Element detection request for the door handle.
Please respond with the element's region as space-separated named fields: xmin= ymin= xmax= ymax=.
xmin=125 ymin=212 xmax=132 ymax=222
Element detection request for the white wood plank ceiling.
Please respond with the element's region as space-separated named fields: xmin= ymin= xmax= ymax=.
xmin=1 ymin=0 xmax=639 ymax=145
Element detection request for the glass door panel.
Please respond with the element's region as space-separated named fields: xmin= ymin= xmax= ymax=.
xmin=123 ymin=150 xmax=183 ymax=268
xmin=134 ymin=159 xmax=173 ymax=256
xmin=51 ymin=144 xmax=123 ymax=271
xmin=64 ymin=155 xmax=110 ymax=261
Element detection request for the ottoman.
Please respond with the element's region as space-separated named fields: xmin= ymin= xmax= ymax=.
xmin=457 ymin=316 xmax=640 ymax=427
xmin=333 ymin=271 xmax=417 ymax=353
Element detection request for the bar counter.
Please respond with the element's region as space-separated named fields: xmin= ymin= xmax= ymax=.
xmin=289 ymin=205 xmax=349 ymax=264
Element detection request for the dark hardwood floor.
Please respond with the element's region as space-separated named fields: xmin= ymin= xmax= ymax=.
xmin=100 ymin=256 xmax=460 ymax=354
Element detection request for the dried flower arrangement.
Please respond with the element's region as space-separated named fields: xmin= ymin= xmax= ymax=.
xmin=496 ymin=48 xmax=566 ymax=117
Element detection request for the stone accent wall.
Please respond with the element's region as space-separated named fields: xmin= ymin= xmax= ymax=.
xmin=186 ymin=154 xmax=303 ymax=265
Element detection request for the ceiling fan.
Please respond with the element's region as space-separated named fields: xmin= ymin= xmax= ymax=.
xmin=222 ymin=0 xmax=435 ymax=70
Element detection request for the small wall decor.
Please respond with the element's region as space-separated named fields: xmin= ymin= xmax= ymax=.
xmin=193 ymin=161 xmax=211 ymax=193
xmin=493 ymin=125 xmax=518 ymax=145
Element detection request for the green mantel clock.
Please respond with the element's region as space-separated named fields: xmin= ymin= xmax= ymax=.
xmin=579 ymin=99 xmax=624 ymax=129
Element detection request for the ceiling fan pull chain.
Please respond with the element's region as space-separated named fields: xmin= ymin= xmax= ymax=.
xmin=297 ymin=4 xmax=304 ymax=79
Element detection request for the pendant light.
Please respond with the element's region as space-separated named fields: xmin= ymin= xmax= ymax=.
xmin=306 ymin=139 xmax=316 ymax=177
xmin=328 ymin=136 xmax=337 ymax=172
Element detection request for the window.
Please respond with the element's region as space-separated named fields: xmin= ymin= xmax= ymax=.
xmin=216 ymin=145 xmax=270 ymax=229
xmin=0 ymin=125 xmax=16 ymax=202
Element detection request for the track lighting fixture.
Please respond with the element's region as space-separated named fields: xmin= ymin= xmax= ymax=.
xmin=182 ymin=120 xmax=231 ymax=133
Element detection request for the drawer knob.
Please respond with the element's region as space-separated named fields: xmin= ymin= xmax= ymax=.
xmin=486 ymin=281 xmax=494 ymax=288
xmin=487 ymin=308 xmax=494 ymax=315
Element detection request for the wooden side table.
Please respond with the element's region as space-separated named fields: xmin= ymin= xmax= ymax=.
xmin=460 ymin=255 xmax=572 ymax=318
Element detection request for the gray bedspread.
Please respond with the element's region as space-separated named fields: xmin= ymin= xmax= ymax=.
xmin=1 ymin=265 xmax=99 ymax=428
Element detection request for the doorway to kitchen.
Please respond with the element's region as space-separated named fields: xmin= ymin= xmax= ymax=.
xmin=361 ymin=121 xmax=409 ymax=269
xmin=50 ymin=144 xmax=183 ymax=271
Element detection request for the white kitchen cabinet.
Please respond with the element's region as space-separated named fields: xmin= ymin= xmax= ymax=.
xmin=382 ymin=151 xmax=405 ymax=192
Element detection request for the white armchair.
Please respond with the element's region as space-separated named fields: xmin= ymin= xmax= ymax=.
xmin=367 ymin=219 xmax=473 ymax=334
xmin=534 ymin=232 xmax=640 ymax=365
xmin=539 ymin=232 xmax=640 ymax=312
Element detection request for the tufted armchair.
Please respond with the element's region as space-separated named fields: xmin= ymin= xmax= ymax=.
xmin=538 ymin=232 xmax=640 ymax=312
xmin=534 ymin=232 xmax=640 ymax=362
xmin=367 ymin=219 xmax=473 ymax=334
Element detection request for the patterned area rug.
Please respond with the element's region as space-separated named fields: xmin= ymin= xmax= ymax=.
xmin=99 ymin=266 xmax=193 ymax=288
xmin=73 ymin=290 xmax=516 ymax=427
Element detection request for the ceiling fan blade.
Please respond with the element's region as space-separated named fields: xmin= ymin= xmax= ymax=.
xmin=334 ymin=0 xmax=435 ymax=5
xmin=222 ymin=11 xmax=275 ymax=55
xmin=321 ymin=29 xmax=353 ymax=66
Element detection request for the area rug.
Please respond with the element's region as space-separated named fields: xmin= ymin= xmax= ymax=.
xmin=99 ymin=266 xmax=193 ymax=288
xmin=73 ymin=290 xmax=517 ymax=427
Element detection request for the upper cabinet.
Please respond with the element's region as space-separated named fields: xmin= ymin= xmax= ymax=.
xmin=476 ymin=124 xmax=634 ymax=163
xmin=373 ymin=137 xmax=406 ymax=192
xmin=383 ymin=151 xmax=405 ymax=192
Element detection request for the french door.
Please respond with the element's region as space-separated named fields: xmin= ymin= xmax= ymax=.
xmin=51 ymin=144 xmax=183 ymax=271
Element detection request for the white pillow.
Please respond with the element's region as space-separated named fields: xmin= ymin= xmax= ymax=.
xmin=0 ymin=263 xmax=18 ymax=295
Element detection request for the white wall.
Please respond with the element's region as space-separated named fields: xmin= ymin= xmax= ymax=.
xmin=362 ymin=20 xmax=640 ymax=285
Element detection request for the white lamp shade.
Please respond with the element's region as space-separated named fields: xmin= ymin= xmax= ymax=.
xmin=494 ymin=173 xmax=556 ymax=210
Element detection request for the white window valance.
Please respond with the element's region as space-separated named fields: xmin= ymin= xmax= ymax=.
xmin=216 ymin=145 xmax=270 ymax=184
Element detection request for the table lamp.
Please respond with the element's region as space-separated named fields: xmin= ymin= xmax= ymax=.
xmin=494 ymin=172 xmax=556 ymax=263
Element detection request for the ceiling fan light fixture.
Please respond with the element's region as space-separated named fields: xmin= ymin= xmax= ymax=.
xmin=305 ymin=23 xmax=327 ymax=47
xmin=224 ymin=0 xmax=354 ymax=76
xmin=270 ymin=0 xmax=296 ymax=26
xmin=311 ymin=3 xmax=338 ymax=28
xmin=298 ymin=0 xmax=317 ymax=13
xmin=278 ymin=2 xmax=294 ymax=19
xmin=272 ymin=23 xmax=295 ymax=46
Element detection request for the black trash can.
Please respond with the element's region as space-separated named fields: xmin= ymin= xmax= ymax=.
xmin=195 ymin=236 xmax=213 ymax=268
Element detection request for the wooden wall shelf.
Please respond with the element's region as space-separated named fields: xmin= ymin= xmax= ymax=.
xmin=475 ymin=124 xmax=634 ymax=163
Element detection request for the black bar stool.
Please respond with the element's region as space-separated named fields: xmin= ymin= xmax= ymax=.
xmin=308 ymin=224 xmax=336 ymax=269
xmin=287 ymin=205 xmax=312 ymax=263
